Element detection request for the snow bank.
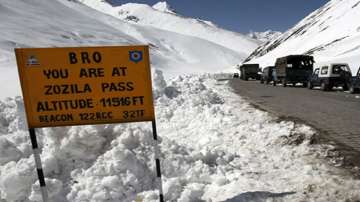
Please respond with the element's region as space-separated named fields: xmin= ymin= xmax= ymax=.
xmin=1 ymin=71 xmax=360 ymax=201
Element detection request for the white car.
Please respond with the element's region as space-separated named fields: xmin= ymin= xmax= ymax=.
xmin=308 ymin=63 xmax=352 ymax=91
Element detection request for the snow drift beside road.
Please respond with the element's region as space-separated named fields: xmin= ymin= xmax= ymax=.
xmin=1 ymin=72 xmax=360 ymax=202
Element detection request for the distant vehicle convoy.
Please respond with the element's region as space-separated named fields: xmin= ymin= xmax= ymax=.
xmin=237 ymin=55 xmax=359 ymax=94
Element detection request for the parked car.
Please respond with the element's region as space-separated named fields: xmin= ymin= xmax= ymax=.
xmin=274 ymin=55 xmax=314 ymax=87
xmin=349 ymin=67 xmax=360 ymax=93
xmin=308 ymin=63 xmax=352 ymax=91
xmin=233 ymin=73 xmax=239 ymax=78
xmin=260 ymin=66 xmax=275 ymax=84
xmin=239 ymin=64 xmax=261 ymax=81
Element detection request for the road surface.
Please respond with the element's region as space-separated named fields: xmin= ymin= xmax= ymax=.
xmin=230 ymin=79 xmax=360 ymax=155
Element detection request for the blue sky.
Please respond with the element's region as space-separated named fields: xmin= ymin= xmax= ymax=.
xmin=109 ymin=0 xmax=330 ymax=33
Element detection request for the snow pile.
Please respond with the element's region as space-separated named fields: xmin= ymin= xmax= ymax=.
xmin=0 ymin=0 xmax=245 ymax=99
xmin=247 ymin=0 xmax=360 ymax=74
xmin=1 ymin=71 xmax=360 ymax=201
xmin=77 ymin=0 xmax=260 ymax=56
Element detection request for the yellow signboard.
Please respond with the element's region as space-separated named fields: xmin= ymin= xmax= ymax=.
xmin=15 ymin=46 xmax=155 ymax=128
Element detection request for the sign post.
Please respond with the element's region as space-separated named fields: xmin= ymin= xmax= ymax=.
xmin=15 ymin=46 xmax=164 ymax=202
xmin=29 ymin=128 xmax=48 ymax=202
xmin=152 ymin=120 xmax=164 ymax=201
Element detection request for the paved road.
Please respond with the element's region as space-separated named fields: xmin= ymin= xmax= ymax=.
xmin=230 ymin=79 xmax=360 ymax=152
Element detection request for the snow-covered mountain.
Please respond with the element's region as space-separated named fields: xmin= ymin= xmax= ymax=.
xmin=0 ymin=0 xmax=254 ymax=99
xmin=247 ymin=30 xmax=282 ymax=43
xmin=77 ymin=0 xmax=261 ymax=56
xmin=247 ymin=0 xmax=360 ymax=74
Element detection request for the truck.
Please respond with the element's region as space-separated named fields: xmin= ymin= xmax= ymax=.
xmin=349 ymin=66 xmax=360 ymax=94
xmin=239 ymin=64 xmax=260 ymax=81
xmin=274 ymin=55 xmax=314 ymax=87
xmin=308 ymin=63 xmax=352 ymax=91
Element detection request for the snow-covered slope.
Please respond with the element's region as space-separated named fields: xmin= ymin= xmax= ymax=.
xmin=247 ymin=0 xmax=360 ymax=74
xmin=77 ymin=0 xmax=260 ymax=56
xmin=0 ymin=0 xmax=244 ymax=99
xmin=247 ymin=30 xmax=282 ymax=43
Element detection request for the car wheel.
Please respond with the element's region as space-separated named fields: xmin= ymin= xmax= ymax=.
xmin=282 ymin=80 xmax=287 ymax=87
xmin=303 ymin=82 xmax=308 ymax=88
xmin=272 ymin=81 xmax=276 ymax=86
xmin=343 ymin=83 xmax=349 ymax=91
xmin=260 ymin=79 xmax=264 ymax=84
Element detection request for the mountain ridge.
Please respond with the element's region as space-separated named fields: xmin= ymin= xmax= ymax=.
xmin=78 ymin=0 xmax=261 ymax=56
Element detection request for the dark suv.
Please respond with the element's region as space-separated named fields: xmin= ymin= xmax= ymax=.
xmin=308 ymin=63 xmax=352 ymax=91
xmin=274 ymin=55 xmax=314 ymax=87
xmin=260 ymin=66 xmax=275 ymax=84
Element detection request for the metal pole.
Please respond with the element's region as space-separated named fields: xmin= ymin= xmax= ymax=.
xmin=151 ymin=120 xmax=164 ymax=202
xmin=29 ymin=128 xmax=48 ymax=202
